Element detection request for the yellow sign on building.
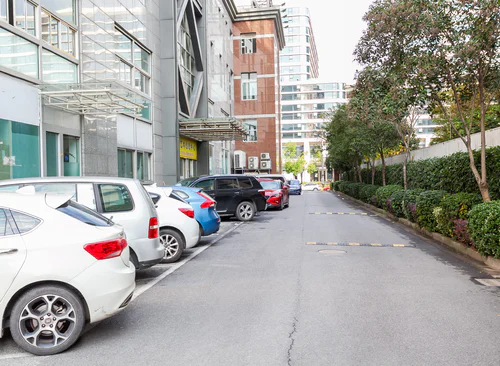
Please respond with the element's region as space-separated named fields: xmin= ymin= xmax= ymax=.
xmin=180 ymin=137 xmax=198 ymax=160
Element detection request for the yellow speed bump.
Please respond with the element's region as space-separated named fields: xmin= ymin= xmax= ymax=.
xmin=306 ymin=242 xmax=316 ymax=245
xmin=393 ymin=244 xmax=405 ymax=247
xmin=326 ymin=212 xmax=333 ymax=215
xmin=315 ymin=212 xmax=321 ymax=215
xmin=338 ymin=212 xmax=344 ymax=215
xmin=327 ymin=242 xmax=338 ymax=246
xmin=370 ymin=243 xmax=383 ymax=247
xmin=361 ymin=213 xmax=368 ymax=215
xmin=348 ymin=242 xmax=360 ymax=246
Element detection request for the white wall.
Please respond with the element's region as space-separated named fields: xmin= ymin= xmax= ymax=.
xmin=0 ymin=73 xmax=39 ymax=126
xmin=376 ymin=127 xmax=500 ymax=166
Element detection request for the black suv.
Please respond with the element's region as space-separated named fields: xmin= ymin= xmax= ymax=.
xmin=188 ymin=175 xmax=267 ymax=221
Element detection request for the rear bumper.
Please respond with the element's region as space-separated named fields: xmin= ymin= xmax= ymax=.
xmin=71 ymin=258 xmax=136 ymax=324
xmin=131 ymin=237 xmax=164 ymax=267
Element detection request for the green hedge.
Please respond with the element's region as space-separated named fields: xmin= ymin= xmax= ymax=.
xmin=360 ymin=185 xmax=380 ymax=204
xmin=345 ymin=146 xmax=500 ymax=200
xmin=376 ymin=185 xmax=404 ymax=209
xmin=468 ymin=201 xmax=500 ymax=258
xmin=434 ymin=193 xmax=481 ymax=238
xmin=416 ymin=190 xmax=447 ymax=231
xmin=389 ymin=190 xmax=407 ymax=217
xmin=402 ymin=189 xmax=425 ymax=222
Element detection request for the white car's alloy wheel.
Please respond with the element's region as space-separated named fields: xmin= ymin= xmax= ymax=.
xmin=10 ymin=286 xmax=85 ymax=356
xmin=159 ymin=229 xmax=184 ymax=263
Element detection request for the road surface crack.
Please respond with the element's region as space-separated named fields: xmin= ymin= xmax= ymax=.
xmin=287 ymin=317 xmax=298 ymax=366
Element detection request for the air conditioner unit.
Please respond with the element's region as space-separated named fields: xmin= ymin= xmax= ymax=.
xmin=234 ymin=150 xmax=247 ymax=169
xmin=260 ymin=160 xmax=272 ymax=170
xmin=260 ymin=152 xmax=270 ymax=160
xmin=248 ymin=156 xmax=259 ymax=170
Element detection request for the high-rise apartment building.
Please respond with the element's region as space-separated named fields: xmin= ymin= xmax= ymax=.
xmin=280 ymin=81 xmax=348 ymax=180
xmin=279 ymin=6 xmax=319 ymax=83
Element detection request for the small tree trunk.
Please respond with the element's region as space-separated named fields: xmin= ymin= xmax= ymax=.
xmin=357 ymin=165 xmax=362 ymax=183
xmin=371 ymin=158 xmax=376 ymax=185
xmin=380 ymin=152 xmax=387 ymax=186
xmin=403 ymin=150 xmax=410 ymax=190
xmin=478 ymin=71 xmax=491 ymax=202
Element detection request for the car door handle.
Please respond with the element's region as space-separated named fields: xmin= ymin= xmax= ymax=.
xmin=0 ymin=248 xmax=18 ymax=255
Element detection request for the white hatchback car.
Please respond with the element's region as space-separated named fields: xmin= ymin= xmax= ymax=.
xmin=302 ymin=183 xmax=322 ymax=191
xmin=145 ymin=186 xmax=200 ymax=263
xmin=0 ymin=192 xmax=135 ymax=356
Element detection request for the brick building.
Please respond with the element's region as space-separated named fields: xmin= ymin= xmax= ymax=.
xmin=231 ymin=5 xmax=285 ymax=173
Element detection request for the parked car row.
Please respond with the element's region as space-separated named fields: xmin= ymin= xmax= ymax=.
xmin=0 ymin=173 xmax=294 ymax=355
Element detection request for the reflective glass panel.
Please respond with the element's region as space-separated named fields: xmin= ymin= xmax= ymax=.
xmin=0 ymin=28 xmax=39 ymax=78
xmin=42 ymin=49 xmax=77 ymax=83
xmin=41 ymin=0 xmax=75 ymax=24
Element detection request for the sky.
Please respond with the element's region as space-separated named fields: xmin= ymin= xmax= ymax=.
xmin=284 ymin=0 xmax=375 ymax=84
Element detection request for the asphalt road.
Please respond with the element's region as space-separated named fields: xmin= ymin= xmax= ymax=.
xmin=2 ymin=192 xmax=500 ymax=365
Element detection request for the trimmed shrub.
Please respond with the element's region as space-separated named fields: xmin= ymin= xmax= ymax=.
xmin=402 ymin=189 xmax=425 ymax=222
xmin=376 ymin=185 xmax=404 ymax=209
xmin=468 ymin=201 xmax=500 ymax=258
xmin=434 ymin=193 xmax=481 ymax=237
xmin=332 ymin=181 xmax=341 ymax=191
xmin=344 ymin=183 xmax=365 ymax=199
xmin=389 ymin=190 xmax=407 ymax=217
xmin=360 ymin=184 xmax=380 ymax=204
xmin=338 ymin=181 xmax=347 ymax=193
xmin=416 ymin=190 xmax=447 ymax=231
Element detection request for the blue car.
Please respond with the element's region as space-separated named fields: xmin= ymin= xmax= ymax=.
xmin=169 ymin=186 xmax=221 ymax=236
xmin=287 ymin=179 xmax=302 ymax=195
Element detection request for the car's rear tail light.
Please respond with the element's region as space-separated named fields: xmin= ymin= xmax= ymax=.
xmin=148 ymin=217 xmax=159 ymax=239
xmin=258 ymin=189 xmax=267 ymax=197
xmin=84 ymin=238 xmax=128 ymax=260
xmin=197 ymin=192 xmax=216 ymax=208
xmin=179 ymin=208 xmax=195 ymax=218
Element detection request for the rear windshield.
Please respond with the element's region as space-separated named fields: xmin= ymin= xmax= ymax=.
xmin=169 ymin=191 xmax=188 ymax=203
xmin=178 ymin=177 xmax=197 ymax=186
xmin=57 ymin=200 xmax=113 ymax=227
xmin=289 ymin=180 xmax=300 ymax=185
xmin=260 ymin=181 xmax=281 ymax=190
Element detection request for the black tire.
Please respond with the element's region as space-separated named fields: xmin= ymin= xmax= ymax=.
xmin=9 ymin=285 xmax=85 ymax=356
xmin=130 ymin=249 xmax=139 ymax=269
xmin=279 ymin=199 xmax=284 ymax=210
xmin=235 ymin=201 xmax=255 ymax=221
xmin=159 ymin=228 xmax=184 ymax=263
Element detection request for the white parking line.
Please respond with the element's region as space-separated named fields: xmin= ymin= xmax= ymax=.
xmin=0 ymin=353 xmax=30 ymax=361
xmin=132 ymin=222 xmax=243 ymax=301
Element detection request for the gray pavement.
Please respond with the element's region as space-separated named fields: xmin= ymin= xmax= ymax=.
xmin=1 ymin=192 xmax=500 ymax=365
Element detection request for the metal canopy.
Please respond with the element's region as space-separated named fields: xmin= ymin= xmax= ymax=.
xmin=38 ymin=82 xmax=150 ymax=116
xmin=179 ymin=118 xmax=248 ymax=141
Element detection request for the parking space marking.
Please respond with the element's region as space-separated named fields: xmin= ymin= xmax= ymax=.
xmin=309 ymin=212 xmax=376 ymax=216
xmin=306 ymin=242 xmax=415 ymax=248
xmin=474 ymin=278 xmax=500 ymax=287
xmin=133 ymin=222 xmax=243 ymax=301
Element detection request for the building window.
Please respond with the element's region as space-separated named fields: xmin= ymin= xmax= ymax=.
xmin=118 ymin=149 xmax=134 ymax=178
xmin=41 ymin=9 xmax=76 ymax=56
xmin=42 ymin=49 xmax=77 ymax=83
xmin=1 ymin=0 xmax=37 ymax=35
xmin=178 ymin=14 xmax=195 ymax=99
xmin=0 ymin=119 xmax=40 ymax=180
xmin=0 ymin=27 xmax=38 ymax=78
xmin=42 ymin=0 xmax=75 ymax=24
xmin=241 ymin=72 xmax=257 ymax=100
xmin=244 ymin=120 xmax=257 ymax=142
xmin=241 ymin=33 xmax=256 ymax=54
xmin=115 ymin=26 xmax=151 ymax=95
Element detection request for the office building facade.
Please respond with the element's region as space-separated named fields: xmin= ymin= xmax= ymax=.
xmin=0 ymin=0 xmax=247 ymax=185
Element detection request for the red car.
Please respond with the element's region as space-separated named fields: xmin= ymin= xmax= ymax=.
xmin=257 ymin=178 xmax=290 ymax=210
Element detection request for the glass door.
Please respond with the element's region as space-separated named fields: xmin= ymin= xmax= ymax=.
xmin=63 ymin=135 xmax=80 ymax=176
xmin=46 ymin=132 xmax=59 ymax=176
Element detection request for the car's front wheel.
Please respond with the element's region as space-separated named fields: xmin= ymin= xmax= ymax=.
xmin=159 ymin=228 xmax=184 ymax=263
xmin=236 ymin=201 xmax=255 ymax=221
xmin=9 ymin=285 xmax=86 ymax=356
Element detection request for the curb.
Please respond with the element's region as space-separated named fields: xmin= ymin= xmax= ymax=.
xmin=332 ymin=191 xmax=500 ymax=271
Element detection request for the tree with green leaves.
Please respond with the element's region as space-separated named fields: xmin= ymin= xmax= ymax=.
xmin=283 ymin=142 xmax=306 ymax=180
xmin=355 ymin=0 xmax=500 ymax=201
